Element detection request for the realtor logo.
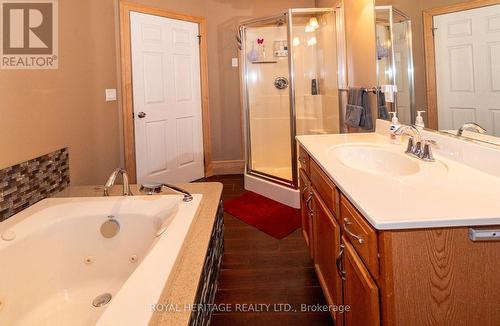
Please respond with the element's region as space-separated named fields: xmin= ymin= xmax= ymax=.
xmin=1 ymin=0 xmax=58 ymax=69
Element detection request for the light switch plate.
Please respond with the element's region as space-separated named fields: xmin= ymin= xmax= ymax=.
xmin=231 ymin=58 xmax=238 ymax=67
xmin=105 ymin=89 xmax=117 ymax=102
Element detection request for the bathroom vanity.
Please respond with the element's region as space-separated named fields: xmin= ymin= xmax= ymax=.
xmin=297 ymin=131 xmax=500 ymax=326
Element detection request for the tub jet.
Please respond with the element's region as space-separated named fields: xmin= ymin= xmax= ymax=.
xmin=92 ymin=293 xmax=112 ymax=307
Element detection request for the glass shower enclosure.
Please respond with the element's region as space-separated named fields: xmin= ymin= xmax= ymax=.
xmin=239 ymin=7 xmax=345 ymax=205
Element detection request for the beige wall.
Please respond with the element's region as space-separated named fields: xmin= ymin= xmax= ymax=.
xmin=0 ymin=0 xmax=120 ymax=185
xmin=1 ymin=0 xmax=314 ymax=184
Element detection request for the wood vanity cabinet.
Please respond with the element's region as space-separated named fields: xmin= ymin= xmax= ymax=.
xmin=300 ymin=154 xmax=378 ymax=326
xmin=297 ymin=145 xmax=500 ymax=326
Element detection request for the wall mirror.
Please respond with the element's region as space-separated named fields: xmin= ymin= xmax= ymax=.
xmin=374 ymin=0 xmax=500 ymax=147
xmin=375 ymin=5 xmax=414 ymax=125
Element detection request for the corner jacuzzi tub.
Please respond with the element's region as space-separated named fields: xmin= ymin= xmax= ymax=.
xmin=0 ymin=194 xmax=202 ymax=326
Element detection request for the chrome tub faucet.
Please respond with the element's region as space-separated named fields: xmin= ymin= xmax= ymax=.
xmin=103 ymin=168 xmax=132 ymax=196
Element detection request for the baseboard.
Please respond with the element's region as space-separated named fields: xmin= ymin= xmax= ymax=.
xmin=211 ymin=160 xmax=245 ymax=175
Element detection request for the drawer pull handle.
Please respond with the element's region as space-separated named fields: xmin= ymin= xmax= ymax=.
xmin=301 ymin=183 xmax=310 ymax=201
xmin=306 ymin=193 xmax=313 ymax=214
xmin=344 ymin=218 xmax=365 ymax=244
xmin=299 ymin=156 xmax=307 ymax=164
xmin=336 ymin=244 xmax=346 ymax=280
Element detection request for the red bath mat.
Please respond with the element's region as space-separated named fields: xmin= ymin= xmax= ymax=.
xmin=224 ymin=191 xmax=301 ymax=240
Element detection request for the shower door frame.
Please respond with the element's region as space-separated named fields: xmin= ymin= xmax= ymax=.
xmin=240 ymin=7 xmax=341 ymax=189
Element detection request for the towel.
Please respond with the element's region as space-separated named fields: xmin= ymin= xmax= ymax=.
xmin=377 ymin=91 xmax=389 ymax=120
xmin=345 ymin=88 xmax=373 ymax=130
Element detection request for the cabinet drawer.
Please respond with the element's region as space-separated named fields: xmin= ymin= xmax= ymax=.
xmin=298 ymin=146 xmax=310 ymax=176
xmin=340 ymin=194 xmax=379 ymax=278
xmin=310 ymin=160 xmax=339 ymax=219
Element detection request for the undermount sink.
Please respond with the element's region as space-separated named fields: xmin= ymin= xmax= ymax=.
xmin=328 ymin=144 xmax=420 ymax=176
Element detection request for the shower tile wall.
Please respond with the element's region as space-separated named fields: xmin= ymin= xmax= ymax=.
xmin=0 ymin=148 xmax=70 ymax=222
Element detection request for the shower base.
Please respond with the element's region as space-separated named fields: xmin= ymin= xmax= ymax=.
xmin=244 ymin=173 xmax=300 ymax=209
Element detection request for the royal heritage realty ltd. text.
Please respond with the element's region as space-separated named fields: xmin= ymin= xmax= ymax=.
xmin=152 ymin=303 xmax=351 ymax=313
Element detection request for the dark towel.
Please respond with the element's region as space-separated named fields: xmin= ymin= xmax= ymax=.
xmin=345 ymin=88 xmax=373 ymax=130
xmin=345 ymin=88 xmax=363 ymax=127
xmin=346 ymin=104 xmax=363 ymax=127
xmin=377 ymin=91 xmax=389 ymax=120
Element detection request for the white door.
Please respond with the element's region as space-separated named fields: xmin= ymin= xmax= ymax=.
xmin=130 ymin=11 xmax=204 ymax=184
xmin=434 ymin=4 xmax=500 ymax=135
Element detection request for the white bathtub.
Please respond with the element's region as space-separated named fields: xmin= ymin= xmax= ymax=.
xmin=0 ymin=194 xmax=202 ymax=326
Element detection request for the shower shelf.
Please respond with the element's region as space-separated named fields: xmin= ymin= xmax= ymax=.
xmin=251 ymin=60 xmax=278 ymax=64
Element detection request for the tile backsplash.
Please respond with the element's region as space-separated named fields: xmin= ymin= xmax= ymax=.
xmin=0 ymin=148 xmax=69 ymax=222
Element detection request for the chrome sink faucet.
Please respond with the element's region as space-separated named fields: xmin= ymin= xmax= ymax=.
xmin=457 ymin=122 xmax=486 ymax=136
xmin=394 ymin=125 xmax=436 ymax=162
xmin=140 ymin=183 xmax=193 ymax=202
xmin=394 ymin=125 xmax=422 ymax=155
xmin=103 ymin=168 xmax=132 ymax=196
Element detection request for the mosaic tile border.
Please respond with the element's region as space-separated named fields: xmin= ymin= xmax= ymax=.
xmin=189 ymin=201 xmax=224 ymax=326
xmin=0 ymin=148 xmax=70 ymax=222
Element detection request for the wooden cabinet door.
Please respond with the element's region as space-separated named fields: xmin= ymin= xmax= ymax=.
xmin=312 ymin=189 xmax=343 ymax=323
xmin=299 ymin=169 xmax=313 ymax=257
xmin=342 ymin=237 xmax=380 ymax=326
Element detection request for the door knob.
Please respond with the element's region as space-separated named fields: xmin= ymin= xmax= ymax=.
xmin=137 ymin=112 xmax=146 ymax=118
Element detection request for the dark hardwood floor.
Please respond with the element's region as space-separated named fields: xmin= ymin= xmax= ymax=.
xmin=201 ymin=175 xmax=333 ymax=326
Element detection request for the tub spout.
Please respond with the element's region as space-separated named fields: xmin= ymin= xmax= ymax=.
xmin=140 ymin=183 xmax=193 ymax=202
xmin=103 ymin=168 xmax=132 ymax=196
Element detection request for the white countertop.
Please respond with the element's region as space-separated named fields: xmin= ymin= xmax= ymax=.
xmin=296 ymin=133 xmax=500 ymax=230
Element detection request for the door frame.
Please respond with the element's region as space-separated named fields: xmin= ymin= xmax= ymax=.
xmin=119 ymin=0 xmax=212 ymax=183
xmin=423 ymin=0 xmax=500 ymax=129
